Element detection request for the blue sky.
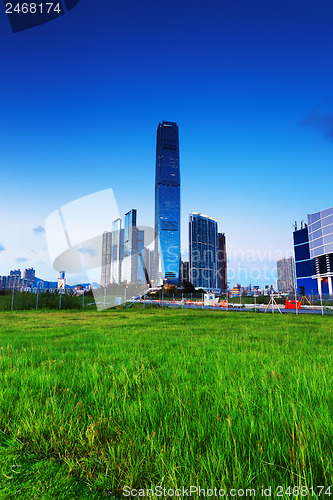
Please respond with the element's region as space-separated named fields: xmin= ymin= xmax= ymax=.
xmin=1 ymin=0 xmax=333 ymax=286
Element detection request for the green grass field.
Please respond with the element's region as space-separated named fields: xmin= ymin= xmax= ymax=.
xmin=0 ymin=309 xmax=332 ymax=499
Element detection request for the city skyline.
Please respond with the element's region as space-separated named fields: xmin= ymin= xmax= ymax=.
xmin=1 ymin=0 xmax=333 ymax=286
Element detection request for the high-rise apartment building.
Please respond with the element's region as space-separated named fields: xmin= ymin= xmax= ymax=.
xmin=276 ymin=257 xmax=295 ymax=293
xmin=189 ymin=213 xmax=219 ymax=291
xmin=10 ymin=269 xmax=21 ymax=278
xmin=23 ymin=267 xmax=35 ymax=284
xmin=155 ymin=121 xmax=181 ymax=285
xmin=7 ymin=270 xmax=22 ymax=291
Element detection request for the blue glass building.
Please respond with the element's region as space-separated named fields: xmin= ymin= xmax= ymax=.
xmin=155 ymin=121 xmax=181 ymax=285
xmin=189 ymin=213 xmax=219 ymax=291
xmin=293 ymin=225 xmax=315 ymax=295
xmin=308 ymin=206 xmax=333 ymax=296
xmin=293 ymin=205 xmax=333 ymax=297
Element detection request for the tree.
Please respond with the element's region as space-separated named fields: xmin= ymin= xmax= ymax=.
xmin=182 ymin=281 xmax=195 ymax=293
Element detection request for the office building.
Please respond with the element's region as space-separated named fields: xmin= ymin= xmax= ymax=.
xmin=181 ymin=261 xmax=189 ymax=283
xmin=293 ymin=222 xmax=313 ymax=294
xmin=293 ymin=206 xmax=333 ymax=296
xmin=217 ymin=233 xmax=227 ymax=292
xmin=276 ymin=257 xmax=295 ymax=293
xmin=189 ymin=213 xmax=219 ymax=291
xmin=155 ymin=121 xmax=181 ymax=285
xmin=308 ymin=206 xmax=333 ymax=296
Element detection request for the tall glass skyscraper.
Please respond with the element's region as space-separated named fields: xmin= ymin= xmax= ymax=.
xmin=155 ymin=121 xmax=181 ymax=285
xmin=189 ymin=213 xmax=219 ymax=290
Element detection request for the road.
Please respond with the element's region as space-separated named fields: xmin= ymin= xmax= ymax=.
xmin=136 ymin=299 xmax=333 ymax=315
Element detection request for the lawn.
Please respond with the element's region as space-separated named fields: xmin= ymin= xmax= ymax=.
xmin=0 ymin=309 xmax=332 ymax=499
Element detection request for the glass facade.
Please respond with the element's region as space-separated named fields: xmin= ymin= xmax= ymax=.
xmin=293 ymin=226 xmax=316 ymax=295
xmin=155 ymin=121 xmax=181 ymax=285
xmin=189 ymin=213 xmax=219 ymax=290
xmin=308 ymin=206 xmax=333 ymax=258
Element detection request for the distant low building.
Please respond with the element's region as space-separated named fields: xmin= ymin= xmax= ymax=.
xmin=230 ymin=284 xmax=245 ymax=297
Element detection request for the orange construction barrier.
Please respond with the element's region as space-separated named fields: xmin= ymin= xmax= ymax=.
xmin=285 ymin=300 xmax=302 ymax=310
